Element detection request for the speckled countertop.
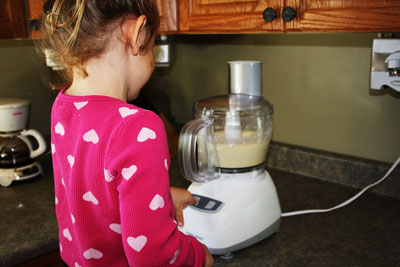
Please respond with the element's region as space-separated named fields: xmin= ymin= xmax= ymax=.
xmin=0 ymin=154 xmax=58 ymax=266
xmin=1 ymin=153 xmax=399 ymax=266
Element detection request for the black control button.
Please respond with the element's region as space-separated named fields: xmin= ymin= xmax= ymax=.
xmin=191 ymin=194 xmax=224 ymax=213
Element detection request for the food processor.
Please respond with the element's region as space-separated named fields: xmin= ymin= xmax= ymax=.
xmin=0 ymin=98 xmax=47 ymax=187
xmin=178 ymin=61 xmax=281 ymax=258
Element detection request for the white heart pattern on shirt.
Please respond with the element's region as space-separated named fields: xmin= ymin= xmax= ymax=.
xmin=83 ymin=248 xmax=103 ymax=259
xmin=83 ymin=191 xmax=99 ymax=205
xmin=55 ymin=196 xmax=58 ymax=205
xmin=71 ymin=214 xmax=75 ymax=224
xmin=83 ymin=129 xmax=99 ymax=144
xmin=51 ymin=143 xmax=56 ymax=154
xmin=122 ymin=165 xmax=137 ymax=180
xmin=63 ymin=228 xmax=72 ymax=241
xmin=169 ymin=248 xmax=181 ymax=264
xmin=164 ymin=159 xmax=168 ymax=171
xmin=74 ymin=101 xmax=88 ymax=110
xmin=109 ymin=223 xmax=122 ymax=234
xmin=55 ymin=122 xmax=65 ymax=136
xmin=127 ymin=235 xmax=147 ymax=252
xmin=137 ymin=127 xmax=156 ymax=142
xmin=104 ymin=169 xmax=115 ymax=182
xmin=61 ymin=178 xmax=65 ymax=187
xmin=67 ymin=155 xmax=75 ymax=168
xmin=75 ymin=262 xmax=82 ymax=267
xmin=149 ymin=194 xmax=165 ymax=211
xmin=119 ymin=107 xmax=138 ymax=118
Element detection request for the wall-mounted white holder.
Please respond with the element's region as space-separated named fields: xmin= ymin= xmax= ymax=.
xmin=154 ymin=35 xmax=173 ymax=67
xmin=371 ymin=38 xmax=400 ymax=92
xmin=44 ymin=49 xmax=64 ymax=71
xmin=154 ymin=43 xmax=171 ymax=67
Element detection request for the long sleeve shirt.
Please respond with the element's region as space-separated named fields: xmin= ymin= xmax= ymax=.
xmin=51 ymin=89 xmax=205 ymax=267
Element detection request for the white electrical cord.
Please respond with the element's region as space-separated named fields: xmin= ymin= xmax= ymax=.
xmin=281 ymin=155 xmax=400 ymax=217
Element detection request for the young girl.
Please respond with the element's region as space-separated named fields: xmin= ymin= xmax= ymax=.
xmin=42 ymin=0 xmax=213 ymax=266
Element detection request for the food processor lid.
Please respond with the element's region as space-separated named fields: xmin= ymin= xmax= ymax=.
xmin=0 ymin=98 xmax=29 ymax=109
xmin=195 ymin=61 xmax=273 ymax=117
xmin=228 ymin=61 xmax=262 ymax=97
xmin=194 ymin=94 xmax=274 ymax=117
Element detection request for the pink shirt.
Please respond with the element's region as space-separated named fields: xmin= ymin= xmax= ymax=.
xmin=51 ymin=90 xmax=205 ymax=267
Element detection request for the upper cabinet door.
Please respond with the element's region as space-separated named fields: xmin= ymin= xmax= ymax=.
xmin=285 ymin=0 xmax=400 ymax=32
xmin=158 ymin=0 xmax=179 ymax=33
xmin=27 ymin=0 xmax=178 ymax=38
xmin=0 ymin=0 xmax=27 ymax=39
xmin=28 ymin=0 xmax=45 ymax=38
xmin=179 ymin=0 xmax=285 ymax=33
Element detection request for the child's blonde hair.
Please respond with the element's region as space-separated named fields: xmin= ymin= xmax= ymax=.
xmin=41 ymin=0 xmax=160 ymax=89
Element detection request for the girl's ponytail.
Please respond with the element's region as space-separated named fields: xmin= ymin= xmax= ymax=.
xmin=47 ymin=0 xmax=86 ymax=49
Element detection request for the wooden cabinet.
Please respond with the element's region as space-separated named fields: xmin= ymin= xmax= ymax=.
xmin=285 ymin=0 xmax=400 ymax=32
xmin=158 ymin=0 xmax=179 ymax=33
xmin=0 ymin=0 xmax=27 ymax=39
xmin=179 ymin=0 xmax=400 ymax=33
xmin=26 ymin=0 xmax=179 ymax=39
xmin=27 ymin=0 xmax=45 ymax=38
xmin=2 ymin=0 xmax=399 ymax=39
xmin=16 ymin=250 xmax=65 ymax=267
xmin=179 ymin=0 xmax=285 ymax=33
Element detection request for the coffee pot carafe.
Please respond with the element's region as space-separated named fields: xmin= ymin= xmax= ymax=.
xmin=0 ymin=130 xmax=47 ymax=167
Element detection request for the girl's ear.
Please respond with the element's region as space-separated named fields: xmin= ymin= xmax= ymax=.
xmin=127 ymin=15 xmax=147 ymax=56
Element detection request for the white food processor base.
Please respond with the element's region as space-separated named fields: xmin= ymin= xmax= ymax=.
xmin=179 ymin=170 xmax=281 ymax=256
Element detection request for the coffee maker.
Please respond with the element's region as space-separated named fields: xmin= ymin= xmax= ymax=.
xmin=0 ymin=98 xmax=47 ymax=187
xmin=178 ymin=61 xmax=281 ymax=258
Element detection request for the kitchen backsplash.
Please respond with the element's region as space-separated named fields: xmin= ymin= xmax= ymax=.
xmin=266 ymin=141 xmax=399 ymax=199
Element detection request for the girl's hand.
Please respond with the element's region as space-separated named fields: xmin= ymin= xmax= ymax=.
xmin=203 ymin=245 xmax=214 ymax=267
xmin=170 ymin=186 xmax=198 ymax=227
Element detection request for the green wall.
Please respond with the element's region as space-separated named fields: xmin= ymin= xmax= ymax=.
xmin=147 ymin=33 xmax=400 ymax=163
xmin=0 ymin=40 xmax=56 ymax=137
xmin=1 ymin=34 xmax=399 ymax=163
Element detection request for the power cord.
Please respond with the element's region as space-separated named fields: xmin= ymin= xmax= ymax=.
xmin=281 ymin=155 xmax=400 ymax=217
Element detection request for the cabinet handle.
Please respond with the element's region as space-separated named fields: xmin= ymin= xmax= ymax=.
xmin=30 ymin=19 xmax=41 ymax=31
xmin=282 ymin=6 xmax=297 ymax=22
xmin=263 ymin=7 xmax=278 ymax=23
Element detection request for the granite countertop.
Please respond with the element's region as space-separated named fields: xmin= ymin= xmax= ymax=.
xmin=0 ymin=154 xmax=58 ymax=266
xmin=1 ymin=155 xmax=399 ymax=266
